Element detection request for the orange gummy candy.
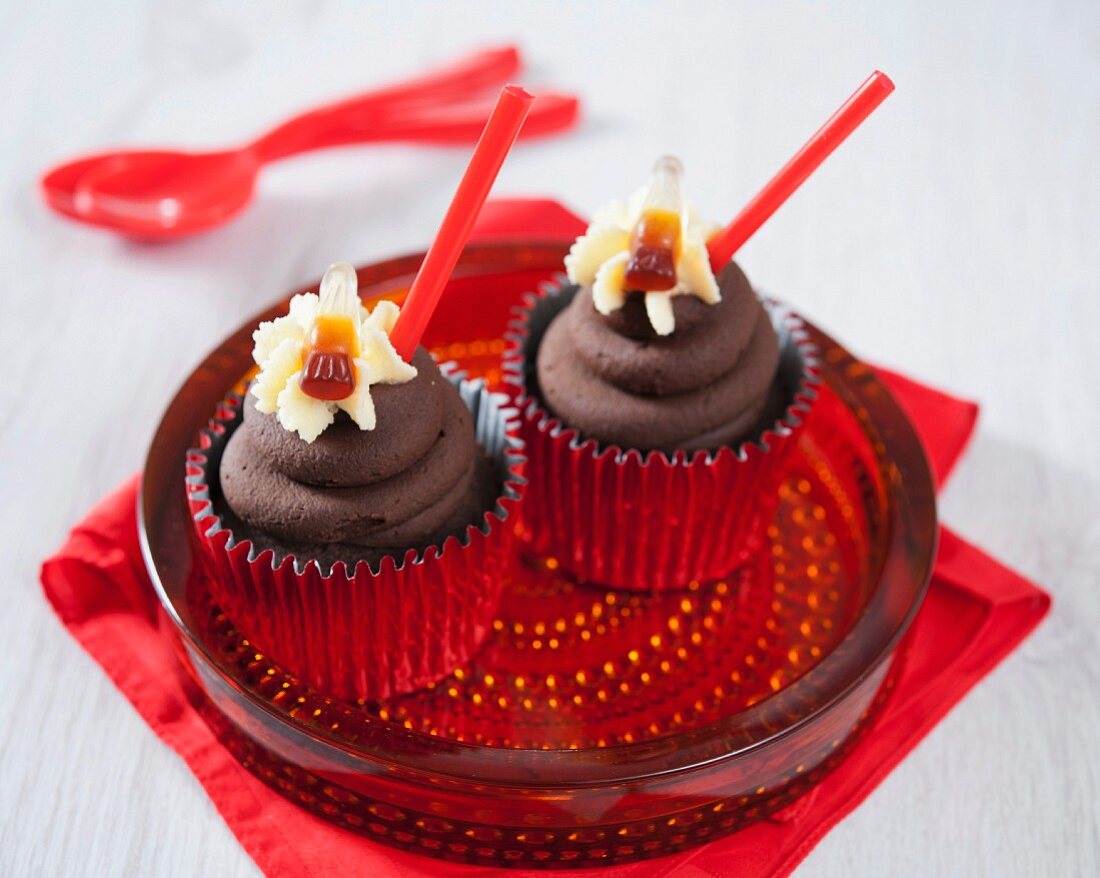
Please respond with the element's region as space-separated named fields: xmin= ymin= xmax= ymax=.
xmin=299 ymin=314 xmax=357 ymax=401
xmin=624 ymin=207 xmax=682 ymax=292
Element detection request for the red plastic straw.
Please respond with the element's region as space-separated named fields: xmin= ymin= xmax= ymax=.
xmin=389 ymin=85 xmax=534 ymax=360
xmin=707 ymin=71 xmax=895 ymax=270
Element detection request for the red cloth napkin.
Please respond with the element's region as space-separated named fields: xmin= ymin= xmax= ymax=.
xmin=41 ymin=200 xmax=1049 ymax=878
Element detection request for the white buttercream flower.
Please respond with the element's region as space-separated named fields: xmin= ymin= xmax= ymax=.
xmin=564 ymin=157 xmax=721 ymax=336
xmin=249 ymin=262 xmax=417 ymax=443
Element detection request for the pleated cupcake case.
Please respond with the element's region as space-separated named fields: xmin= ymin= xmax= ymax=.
xmin=187 ymin=366 xmax=525 ymax=701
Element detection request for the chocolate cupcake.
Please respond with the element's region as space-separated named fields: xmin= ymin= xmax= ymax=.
xmin=505 ymin=157 xmax=817 ymax=592
xmin=536 ymin=262 xmax=783 ymax=453
xmin=189 ymin=263 xmax=524 ymax=700
xmin=218 ymin=347 xmax=501 ymax=571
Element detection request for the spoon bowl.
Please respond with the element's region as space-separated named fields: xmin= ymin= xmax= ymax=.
xmin=72 ymin=150 xmax=258 ymax=238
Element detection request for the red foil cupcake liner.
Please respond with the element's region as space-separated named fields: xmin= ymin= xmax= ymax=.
xmin=186 ymin=367 xmax=525 ymax=701
xmin=503 ymin=281 xmax=819 ymax=592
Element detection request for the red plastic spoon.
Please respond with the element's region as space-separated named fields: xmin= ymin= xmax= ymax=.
xmin=39 ymin=47 xmax=579 ymax=239
xmin=67 ymin=93 xmax=576 ymax=239
xmin=41 ymin=46 xmax=522 ymax=226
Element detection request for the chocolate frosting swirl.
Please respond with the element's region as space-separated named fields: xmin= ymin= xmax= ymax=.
xmin=220 ymin=348 xmax=482 ymax=549
xmin=535 ymin=263 xmax=781 ymax=453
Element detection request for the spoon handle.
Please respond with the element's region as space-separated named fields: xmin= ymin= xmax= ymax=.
xmin=327 ymin=93 xmax=579 ymax=146
xmin=249 ymin=46 xmax=522 ymax=162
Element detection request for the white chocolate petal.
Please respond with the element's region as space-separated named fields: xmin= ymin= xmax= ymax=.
xmin=683 ymin=201 xmax=717 ymax=236
xmin=645 ymin=292 xmax=676 ymax=336
xmin=360 ymin=327 xmax=418 ymax=384
xmin=250 ymin=338 xmax=302 ymax=414
xmin=624 ymin=187 xmax=649 ymax=220
xmin=288 ymin=292 xmax=320 ymax=331
xmin=589 ymin=198 xmax=632 ymax=229
xmin=592 ymin=250 xmax=630 ymax=315
xmin=252 ymin=315 xmax=303 ymax=366
xmin=276 ymin=376 xmax=336 ymax=443
xmin=689 ymin=217 xmax=721 ymax=241
xmin=565 ymin=225 xmax=630 ymax=286
xmin=678 ymin=238 xmax=721 ymax=304
xmin=336 ymin=359 xmax=378 ymax=431
xmin=363 ymin=299 xmax=401 ymax=334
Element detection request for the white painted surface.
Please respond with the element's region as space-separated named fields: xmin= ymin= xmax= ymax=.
xmin=2 ymin=1 xmax=1097 ymax=875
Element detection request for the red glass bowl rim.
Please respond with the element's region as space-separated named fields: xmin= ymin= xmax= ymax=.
xmin=139 ymin=240 xmax=937 ymax=784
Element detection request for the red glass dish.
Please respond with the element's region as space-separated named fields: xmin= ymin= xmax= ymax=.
xmin=140 ymin=242 xmax=937 ymax=869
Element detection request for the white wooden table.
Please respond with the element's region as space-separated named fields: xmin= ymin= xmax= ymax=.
xmin=2 ymin=2 xmax=1097 ymax=875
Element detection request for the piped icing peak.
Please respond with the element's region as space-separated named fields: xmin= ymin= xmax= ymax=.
xmin=250 ymin=262 xmax=416 ymax=443
xmin=564 ymin=156 xmax=720 ymax=336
